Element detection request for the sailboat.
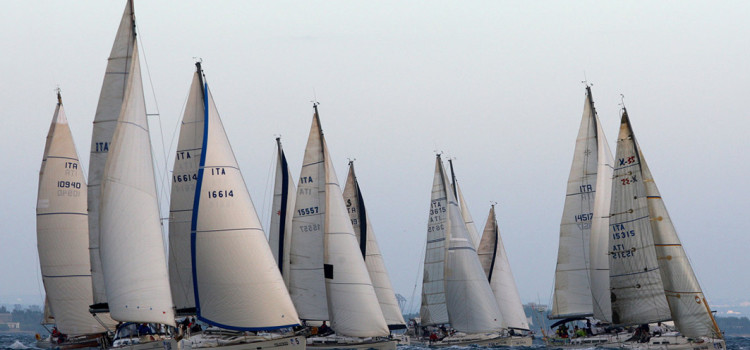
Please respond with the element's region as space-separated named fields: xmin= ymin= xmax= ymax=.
xmin=284 ymin=105 xmax=395 ymax=350
xmin=416 ymin=154 xmax=509 ymax=347
xmin=36 ymin=91 xmax=113 ymax=349
xmin=599 ymin=108 xmax=724 ymax=350
xmin=547 ymin=86 xmax=628 ymax=347
xmin=90 ymin=1 xmax=177 ymax=348
xmin=167 ymin=62 xmax=304 ymax=350
xmin=476 ymin=205 xmax=534 ymax=346
xmin=341 ymin=161 xmax=408 ymax=342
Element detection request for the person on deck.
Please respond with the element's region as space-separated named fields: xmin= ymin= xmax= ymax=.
xmin=318 ymin=321 xmax=331 ymax=335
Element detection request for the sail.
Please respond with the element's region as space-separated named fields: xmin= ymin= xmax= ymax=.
xmin=551 ymin=86 xmax=611 ymax=319
xmin=420 ymin=156 xmax=450 ymax=326
xmin=269 ymin=137 xmax=296 ymax=288
xmin=42 ymin=297 xmax=54 ymax=325
xmin=315 ymin=109 xmax=388 ymax=337
xmin=477 ymin=205 xmax=529 ymax=330
xmin=168 ymin=72 xmax=204 ymax=314
xmin=608 ymin=110 xmax=670 ymax=326
xmin=98 ymin=42 xmax=175 ymax=325
xmin=343 ymin=162 xmax=407 ymax=330
xmin=288 ymin=111 xmax=329 ymax=321
xmin=36 ymin=95 xmax=108 ymax=335
xmin=448 ymin=160 xmax=480 ymax=249
xmin=589 ymin=87 xmax=615 ymax=323
xmin=636 ymin=123 xmax=722 ymax=339
xmin=190 ymin=65 xmax=300 ymax=330
xmin=88 ymin=0 xmax=136 ymax=306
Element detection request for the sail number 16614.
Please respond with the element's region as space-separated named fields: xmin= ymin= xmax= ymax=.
xmin=206 ymin=190 xmax=234 ymax=198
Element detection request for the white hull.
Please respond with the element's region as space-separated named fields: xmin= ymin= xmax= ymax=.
xmin=412 ymin=334 xmax=532 ymax=347
xmin=110 ymin=339 xmax=177 ymax=350
xmin=179 ymin=334 xmax=305 ymax=350
xmin=307 ymin=336 xmax=396 ymax=350
xmin=601 ymin=334 xmax=726 ymax=350
xmin=544 ymin=332 xmax=631 ymax=348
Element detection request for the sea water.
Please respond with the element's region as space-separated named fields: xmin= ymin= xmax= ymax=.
xmin=2 ymin=333 xmax=749 ymax=350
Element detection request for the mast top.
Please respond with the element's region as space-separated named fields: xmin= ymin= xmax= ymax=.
xmin=56 ymin=87 xmax=62 ymax=105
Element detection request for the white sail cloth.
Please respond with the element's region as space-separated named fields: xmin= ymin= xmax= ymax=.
xmin=88 ymin=1 xmax=136 ymax=305
xmin=269 ymin=138 xmax=296 ymax=288
xmin=343 ymin=162 xmax=406 ymax=329
xmin=477 ymin=206 xmax=529 ymax=331
xmin=99 ymin=42 xmax=175 ymax=326
xmin=37 ymin=99 xmax=110 ymax=335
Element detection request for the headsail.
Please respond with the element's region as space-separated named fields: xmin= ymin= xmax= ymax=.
xmin=37 ymin=92 xmax=111 ymax=335
xmin=269 ymin=137 xmax=296 ymax=288
xmin=88 ymin=0 xmax=137 ymax=307
xmin=188 ymin=64 xmax=300 ymax=330
xmin=608 ymin=109 xmax=670 ymax=325
xmin=98 ymin=38 xmax=174 ymax=325
xmin=477 ymin=205 xmax=529 ymax=331
xmin=448 ymin=160 xmax=481 ymax=249
xmin=343 ymin=161 xmax=407 ymax=330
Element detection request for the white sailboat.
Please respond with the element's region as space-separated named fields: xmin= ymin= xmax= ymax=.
xmin=169 ymin=62 xmax=304 ymax=350
xmin=287 ymin=105 xmax=394 ymax=350
xmin=341 ymin=161 xmax=407 ymax=342
xmin=93 ymin=1 xmax=177 ymax=348
xmin=36 ymin=91 xmax=113 ymax=349
xmin=268 ymin=137 xmax=296 ymax=289
xmin=476 ymin=205 xmax=534 ymax=346
xmin=601 ymin=108 xmax=724 ymax=350
xmin=547 ymin=86 xmax=628 ymax=347
xmin=416 ymin=154 xmax=508 ymax=347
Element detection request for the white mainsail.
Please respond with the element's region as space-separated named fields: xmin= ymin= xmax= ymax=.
xmin=269 ymin=137 xmax=296 ymax=288
xmin=551 ymin=86 xmax=613 ymax=320
xmin=168 ymin=71 xmax=204 ymax=314
xmin=477 ymin=205 xmax=529 ymax=331
xmin=186 ymin=64 xmax=300 ymax=330
xmin=422 ymin=155 xmax=503 ymax=333
xmin=88 ymin=0 xmax=136 ymax=306
xmin=288 ymin=111 xmax=329 ymax=321
xmin=98 ymin=38 xmax=175 ymax=325
xmin=420 ymin=156 xmax=450 ymax=326
xmin=447 ymin=160 xmax=481 ymax=249
xmin=608 ymin=109 xmax=670 ymax=325
xmin=36 ymin=93 xmax=109 ymax=335
xmin=343 ymin=162 xmax=407 ymax=330
xmin=617 ymin=111 xmax=721 ymax=338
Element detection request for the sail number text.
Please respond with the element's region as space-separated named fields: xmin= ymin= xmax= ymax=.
xmin=297 ymin=206 xmax=319 ymax=216
xmin=173 ymin=173 xmax=197 ymax=183
xmin=94 ymin=142 xmax=109 ymax=153
xmin=57 ymin=181 xmax=81 ymax=189
xmin=618 ymin=156 xmax=636 ymax=166
xmin=300 ymin=224 xmax=320 ymax=232
xmin=206 ymin=190 xmax=234 ymax=198
xmin=620 ymin=175 xmax=638 ymax=186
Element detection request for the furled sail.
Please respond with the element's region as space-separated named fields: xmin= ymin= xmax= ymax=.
xmin=623 ymin=112 xmax=721 ymax=339
xmin=187 ymin=64 xmax=300 ymax=330
xmin=37 ymin=93 xmax=110 ymax=335
xmin=168 ymin=70 xmax=204 ymax=315
xmin=98 ymin=39 xmax=175 ymax=325
xmin=269 ymin=137 xmax=296 ymax=288
xmin=288 ymin=110 xmax=329 ymax=321
xmin=343 ymin=161 xmax=407 ymax=330
xmin=88 ymin=0 xmax=136 ymax=306
xmin=477 ymin=205 xmax=529 ymax=331
xmin=608 ymin=109 xmax=670 ymax=325
xmin=551 ymin=86 xmax=613 ymax=320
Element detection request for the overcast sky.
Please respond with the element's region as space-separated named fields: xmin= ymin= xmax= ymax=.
xmin=2 ymin=1 xmax=748 ymax=315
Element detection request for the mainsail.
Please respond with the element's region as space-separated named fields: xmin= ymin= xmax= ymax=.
xmin=612 ymin=110 xmax=720 ymax=338
xmin=551 ymin=86 xmax=613 ymax=321
xmin=421 ymin=155 xmax=503 ymax=333
xmin=98 ymin=33 xmax=174 ymax=325
xmin=343 ymin=161 xmax=407 ymax=330
xmin=269 ymin=137 xmax=296 ymax=288
xmin=477 ymin=205 xmax=529 ymax=331
xmin=608 ymin=109 xmax=670 ymax=325
xmin=184 ymin=63 xmax=300 ymax=330
xmin=36 ymin=92 xmax=110 ymax=335
xmin=88 ymin=0 xmax=137 ymax=307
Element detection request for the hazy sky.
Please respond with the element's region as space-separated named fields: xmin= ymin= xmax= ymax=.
xmin=2 ymin=1 xmax=748 ymax=315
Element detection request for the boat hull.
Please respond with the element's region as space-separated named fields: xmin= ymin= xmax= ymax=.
xmin=411 ymin=334 xmax=532 ymax=347
xmin=600 ymin=335 xmax=726 ymax=350
xmin=110 ymin=339 xmax=178 ymax=350
xmin=179 ymin=334 xmax=305 ymax=350
xmin=307 ymin=337 xmax=396 ymax=350
xmin=544 ymin=332 xmax=632 ymax=348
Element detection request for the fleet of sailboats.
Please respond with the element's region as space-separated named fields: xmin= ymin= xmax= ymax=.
xmin=32 ymin=2 xmax=727 ymax=350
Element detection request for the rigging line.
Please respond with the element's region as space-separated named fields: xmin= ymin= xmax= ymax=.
xmin=407 ymin=237 xmax=427 ymax=314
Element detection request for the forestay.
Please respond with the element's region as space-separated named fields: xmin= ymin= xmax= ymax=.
xmin=343 ymin=162 xmax=407 ymax=330
xmin=98 ymin=42 xmax=175 ymax=325
xmin=477 ymin=205 xmax=529 ymax=331
xmin=269 ymin=137 xmax=296 ymax=288
xmin=37 ymin=95 xmax=111 ymax=335
xmin=608 ymin=110 xmax=670 ymax=326
xmin=189 ymin=65 xmax=300 ymax=330
xmin=88 ymin=0 xmax=136 ymax=306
